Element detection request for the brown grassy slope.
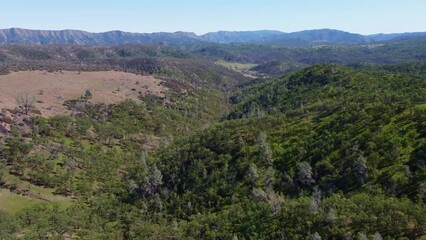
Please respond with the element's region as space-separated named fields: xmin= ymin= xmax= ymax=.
xmin=0 ymin=70 xmax=167 ymax=116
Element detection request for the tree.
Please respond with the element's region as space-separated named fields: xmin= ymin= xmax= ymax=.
xmin=248 ymin=163 xmax=259 ymax=185
xmin=296 ymin=161 xmax=315 ymax=186
xmin=327 ymin=209 xmax=335 ymax=224
xmin=151 ymin=165 xmax=163 ymax=189
xmin=353 ymin=155 xmax=368 ymax=184
xmin=372 ymin=232 xmax=383 ymax=240
xmin=84 ymin=90 xmax=93 ymax=99
xmin=143 ymin=164 xmax=163 ymax=197
xmin=420 ymin=185 xmax=426 ymax=203
xmin=264 ymin=166 xmax=275 ymax=192
xmin=0 ymin=165 xmax=5 ymax=186
xmin=16 ymin=93 xmax=36 ymax=115
xmin=257 ymin=132 xmax=273 ymax=165
xmin=309 ymin=187 xmax=322 ymax=213
xmin=312 ymin=232 xmax=322 ymax=240
xmin=139 ymin=149 xmax=148 ymax=169
xmin=356 ymin=233 xmax=369 ymax=240
xmin=3 ymin=133 xmax=33 ymax=175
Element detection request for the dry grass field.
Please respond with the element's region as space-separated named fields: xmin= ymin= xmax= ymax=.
xmin=0 ymin=70 xmax=167 ymax=116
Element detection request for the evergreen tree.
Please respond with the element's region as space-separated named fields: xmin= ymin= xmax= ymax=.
xmin=372 ymin=232 xmax=383 ymax=240
xmin=356 ymin=233 xmax=369 ymax=240
xmin=248 ymin=163 xmax=259 ymax=185
xmin=312 ymin=232 xmax=322 ymax=240
xmin=257 ymin=132 xmax=273 ymax=165
xmin=309 ymin=187 xmax=322 ymax=213
xmin=296 ymin=161 xmax=315 ymax=186
xmin=353 ymin=155 xmax=368 ymax=184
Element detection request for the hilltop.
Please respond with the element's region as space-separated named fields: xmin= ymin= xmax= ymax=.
xmin=0 ymin=28 xmax=425 ymax=239
xmin=1 ymin=28 xmax=426 ymax=46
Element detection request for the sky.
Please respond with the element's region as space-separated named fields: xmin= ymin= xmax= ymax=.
xmin=0 ymin=0 xmax=425 ymax=35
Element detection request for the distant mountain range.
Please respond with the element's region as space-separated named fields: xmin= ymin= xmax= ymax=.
xmin=0 ymin=28 xmax=426 ymax=46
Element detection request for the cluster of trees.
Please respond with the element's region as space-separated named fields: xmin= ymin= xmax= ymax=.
xmin=0 ymin=63 xmax=425 ymax=239
xmin=0 ymin=45 xmax=248 ymax=91
xmin=190 ymin=37 xmax=426 ymax=76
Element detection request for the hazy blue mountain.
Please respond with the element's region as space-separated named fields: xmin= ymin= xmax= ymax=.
xmin=199 ymin=29 xmax=368 ymax=44
xmin=0 ymin=28 xmax=201 ymax=45
xmin=366 ymin=32 xmax=426 ymax=42
xmin=200 ymin=30 xmax=283 ymax=43
xmin=274 ymin=29 xmax=367 ymax=44
xmin=0 ymin=28 xmax=425 ymax=46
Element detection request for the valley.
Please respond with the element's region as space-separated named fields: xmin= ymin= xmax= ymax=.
xmin=0 ymin=28 xmax=425 ymax=239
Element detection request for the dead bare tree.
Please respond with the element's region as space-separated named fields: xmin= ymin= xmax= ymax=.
xmin=16 ymin=93 xmax=35 ymax=115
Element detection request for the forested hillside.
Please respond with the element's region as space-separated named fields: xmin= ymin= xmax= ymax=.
xmin=190 ymin=37 xmax=426 ymax=76
xmin=0 ymin=60 xmax=425 ymax=239
xmin=2 ymin=37 xmax=426 ymax=79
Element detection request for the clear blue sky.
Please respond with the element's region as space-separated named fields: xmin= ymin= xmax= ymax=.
xmin=1 ymin=0 xmax=425 ymax=35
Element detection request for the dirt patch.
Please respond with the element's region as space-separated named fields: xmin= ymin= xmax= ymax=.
xmin=0 ymin=70 xmax=167 ymax=116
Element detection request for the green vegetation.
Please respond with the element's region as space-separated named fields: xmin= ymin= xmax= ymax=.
xmin=191 ymin=38 xmax=426 ymax=76
xmin=0 ymin=39 xmax=425 ymax=239
xmin=215 ymin=60 xmax=257 ymax=71
xmin=131 ymin=62 xmax=426 ymax=238
xmin=0 ymin=190 xmax=44 ymax=214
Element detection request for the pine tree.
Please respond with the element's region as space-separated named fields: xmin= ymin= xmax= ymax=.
xmin=356 ymin=233 xmax=369 ymax=240
xmin=264 ymin=166 xmax=275 ymax=192
xmin=372 ymin=232 xmax=383 ymax=240
xmin=143 ymin=164 xmax=163 ymax=197
xmin=248 ymin=163 xmax=259 ymax=184
xmin=257 ymin=132 xmax=273 ymax=165
xmin=353 ymin=155 xmax=368 ymax=184
xmin=312 ymin=232 xmax=322 ymax=240
xmin=309 ymin=187 xmax=321 ymax=213
xmin=327 ymin=209 xmax=335 ymax=224
xmin=296 ymin=161 xmax=315 ymax=186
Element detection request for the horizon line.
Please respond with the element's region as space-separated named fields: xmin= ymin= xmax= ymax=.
xmin=1 ymin=27 xmax=425 ymax=36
